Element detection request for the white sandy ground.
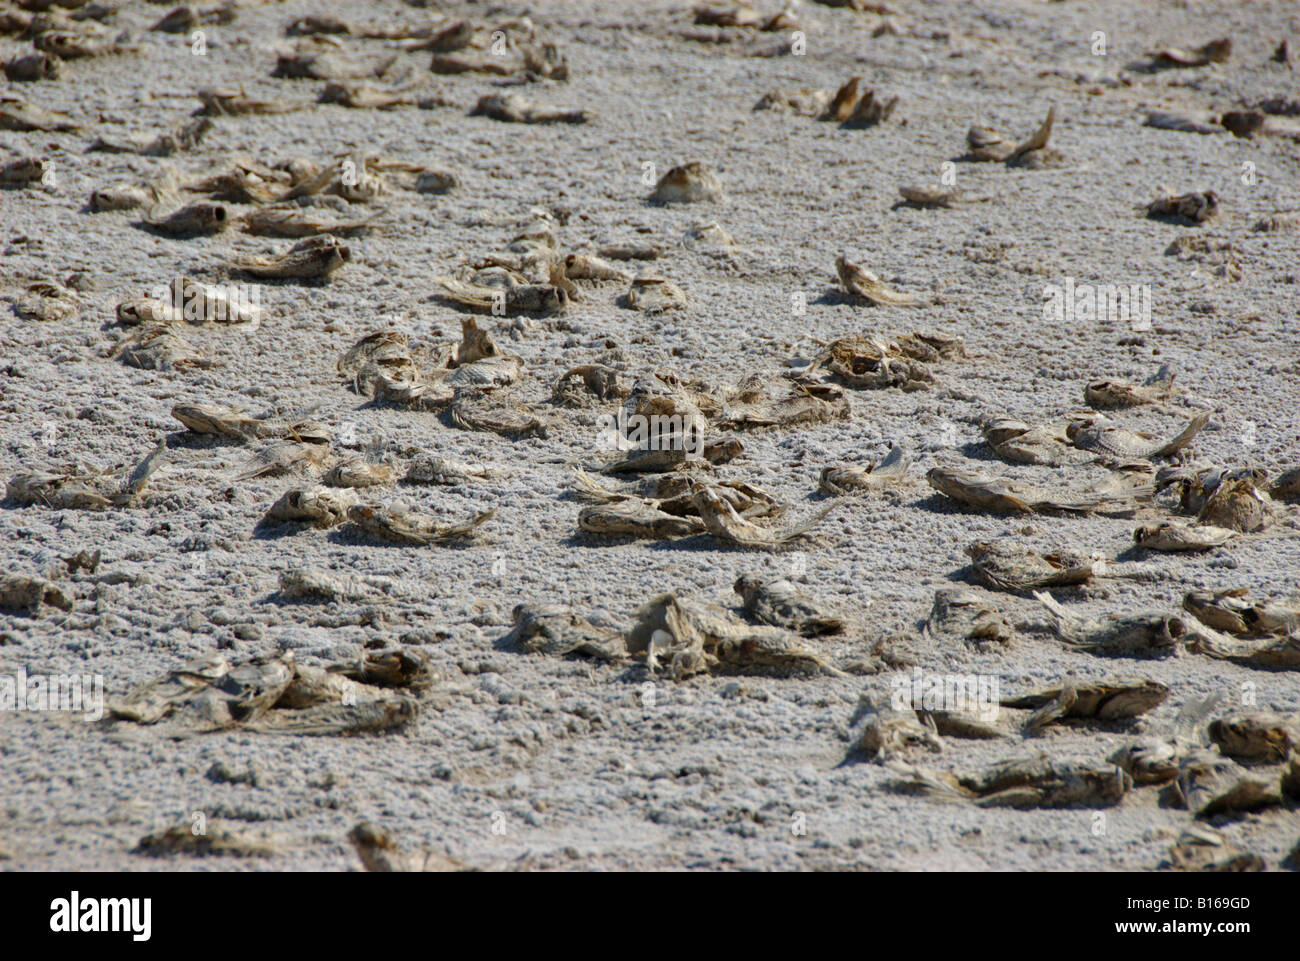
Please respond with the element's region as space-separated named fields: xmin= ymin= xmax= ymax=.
xmin=1 ymin=0 xmax=1298 ymax=871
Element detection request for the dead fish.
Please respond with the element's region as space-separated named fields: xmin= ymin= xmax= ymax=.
xmin=1207 ymin=711 xmax=1296 ymax=764
xmin=278 ymin=568 xmax=369 ymax=603
xmin=449 ymin=389 xmax=546 ymax=438
xmin=1035 ymin=591 xmax=1187 ymax=658
xmin=6 ymin=447 xmax=166 ymax=513
xmin=240 ymin=202 xmax=379 ymax=238
xmin=1167 ymin=826 xmax=1265 ymax=872
xmin=917 ymin=710 xmax=1007 ymax=740
xmin=519 ymin=41 xmax=571 ymax=81
xmin=1134 ymin=521 xmax=1236 ymax=552
xmin=274 ymin=665 xmax=375 ymax=708
xmin=112 ymin=324 xmax=213 ymax=370
xmin=965 ymin=106 xmax=1056 ymax=166
xmin=273 ymin=43 xmax=397 ymax=81
xmin=682 ymin=220 xmax=734 ymax=251
xmin=436 ymin=276 xmax=567 ymax=315
xmin=1197 ymin=477 xmax=1272 ymax=533
xmin=1066 ymin=410 xmax=1210 ymax=461
xmin=244 ymin=696 xmax=417 ymax=735
xmin=135 ymin=822 xmax=275 ymax=859
xmin=171 ymin=403 xmax=264 ymax=440
xmin=3 ymin=51 xmax=60 ymax=82
xmin=806 ymin=335 xmax=932 ymax=390
xmin=233 ymin=235 xmax=351 ymax=280
xmin=332 ymin=648 xmax=434 ymax=692
xmin=0 ymin=157 xmax=50 ymax=188
xmin=649 ymin=161 xmax=723 ymax=203
xmin=1085 ymin=365 xmax=1177 ymax=409
xmin=109 ymin=654 xmax=230 ymax=723
xmin=1174 ymin=748 xmax=1281 ymax=818
xmin=1147 ymin=38 xmax=1232 ymax=69
xmin=627 ymin=593 xmax=836 ymax=679
xmin=835 ymin=255 xmax=916 ymax=306
xmin=1110 ymin=737 xmax=1184 ymax=785
xmin=1183 ymin=588 xmax=1299 ymax=637
xmin=578 ymin=500 xmax=705 ymax=539
xmin=925 ymin=587 xmax=1013 ymax=645
xmin=754 ymin=87 xmax=829 ymax=117
xmin=896 ymin=184 xmax=990 ymax=208
xmin=277 ymin=157 xmax=387 ymax=204
xmin=625 ymin=274 xmax=688 ymax=312
xmin=284 ymin=15 xmax=357 ymax=36
xmin=720 ymin=384 xmax=849 ymax=430
xmin=33 ymin=30 xmax=124 ymax=60
xmin=966 ymin=540 xmax=1097 ymax=593
xmin=114 ymin=292 xmax=178 ymax=324
xmin=0 ymin=95 xmax=79 ymax=132
xmin=471 ymin=92 xmax=587 ymax=124
xmin=323 ymin=458 xmax=396 ymax=488
xmin=1285 ymin=757 xmax=1300 ymax=800
xmin=819 ymin=444 xmax=911 ymax=495
xmin=1146 ymin=191 xmax=1219 ymax=225
xmin=115 ymin=654 xmax=295 ymax=733
xmin=134 ymin=277 xmax=260 ymax=325
xmin=822 ymin=77 xmax=879 ymax=123
xmin=966 ymin=122 xmax=1016 ymax=162
xmin=927 ymin=466 xmax=1149 ymax=517
xmin=1270 ymin=467 xmax=1300 ymax=502
xmin=1188 ymin=625 xmax=1300 ymax=671
xmin=982 ymin=416 xmax=1088 ymax=467
xmin=663 ymin=478 xmax=779 ymax=519
xmin=231 ymin=440 xmax=330 ymax=482
xmin=143 ymin=201 xmax=229 ymax=236
xmin=734 ymin=574 xmax=844 ymax=636
xmin=1158 ymin=463 xmax=1269 ymax=515
xmin=553 ymin=364 xmax=628 ymax=406
xmin=0 ymin=575 xmax=73 ymax=615
xmin=1003 ymin=677 xmax=1168 ymax=733
xmin=90 ymin=183 xmax=150 ymax=212
xmin=402 ymin=18 xmax=475 ymax=52
xmin=853 ymin=693 xmax=943 ymax=762
xmin=12 ymin=282 xmax=78 ymax=322
xmin=318 ymin=81 xmax=414 ymax=110
xmin=188 ymin=160 xmax=289 ymax=204
xmin=338 ymin=330 xmax=412 ymax=382
xmin=429 ymin=52 xmax=515 ymax=76
xmin=345 ymin=504 xmax=494 ymax=545
xmin=403 ymin=455 xmax=497 ymax=487
xmin=415 ymin=168 xmax=457 ymax=194
xmin=893 ymin=755 xmax=1131 ymax=809
xmin=694 ymin=3 xmax=765 ymax=28
xmin=259 ymin=487 xmax=354 ymax=529
xmin=501 ymin=603 xmax=626 ymax=661
xmin=348 ymin=822 xmax=467 ymax=873
xmin=151 ymin=4 xmax=235 ymax=34
xmin=558 ymin=255 xmax=628 ymax=287
xmin=840 ymin=86 xmax=898 ymax=128
xmin=196 ymin=87 xmax=301 ymax=116
xmin=1143 ymin=109 xmax=1223 ymax=135
xmin=693 ymin=487 xmax=833 ymax=549
xmin=598 ymin=243 xmax=660 ymax=261
xmin=89 ymin=117 xmax=212 ymax=156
